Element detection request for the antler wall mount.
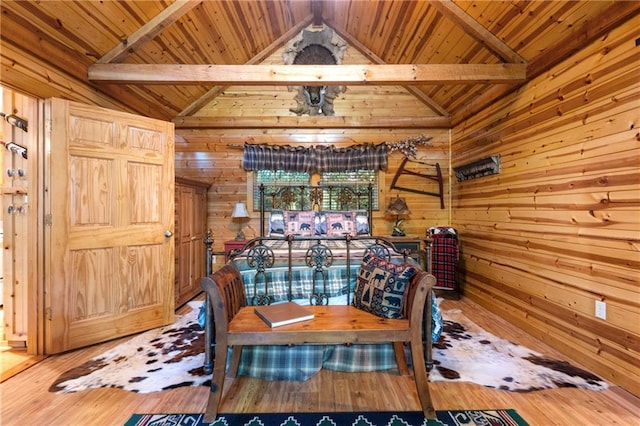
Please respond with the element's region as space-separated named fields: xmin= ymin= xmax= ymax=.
xmin=283 ymin=26 xmax=347 ymax=116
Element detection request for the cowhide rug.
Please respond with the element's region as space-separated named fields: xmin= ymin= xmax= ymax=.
xmin=49 ymin=302 xmax=209 ymax=393
xmin=430 ymin=308 xmax=608 ymax=391
xmin=49 ymin=302 xmax=608 ymax=394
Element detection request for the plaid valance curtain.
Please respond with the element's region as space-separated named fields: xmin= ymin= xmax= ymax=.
xmin=243 ymin=143 xmax=388 ymax=172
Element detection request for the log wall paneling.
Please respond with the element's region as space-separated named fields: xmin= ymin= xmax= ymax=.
xmin=0 ymin=88 xmax=39 ymax=352
xmin=450 ymin=18 xmax=640 ymax=396
xmin=175 ymin=129 xmax=452 ymax=254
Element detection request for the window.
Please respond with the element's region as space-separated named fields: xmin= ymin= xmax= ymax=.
xmin=253 ymin=170 xmax=310 ymax=211
xmin=320 ymin=170 xmax=379 ymax=210
xmin=253 ymin=169 xmax=380 ymax=211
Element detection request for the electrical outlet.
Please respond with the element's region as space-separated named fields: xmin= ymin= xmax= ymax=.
xmin=211 ymin=255 xmax=217 ymax=264
xmin=595 ymin=300 xmax=607 ymax=320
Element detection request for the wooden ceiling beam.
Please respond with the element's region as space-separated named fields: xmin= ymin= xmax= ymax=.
xmin=311 ymin=0 xmax=324 ymax=27
xmin=428 ymin=0 xmax=526 ymax=64
xmin=89 ymin=63 xmax=527 ymax=85
xmin=173 ymin=115 xmax=451 ymax=129
xmin=327 ymin=22 xmax=450 ymax=117
xmin=96 ymin=0 xmax=202 ymax=64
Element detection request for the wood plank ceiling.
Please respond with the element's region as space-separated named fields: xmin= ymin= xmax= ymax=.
xmin=1 ymin=1 xmax=637 ymax=131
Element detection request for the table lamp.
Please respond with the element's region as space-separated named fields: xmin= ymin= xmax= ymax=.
xmin=385 ymin=196 xmax=411 ymax=236
xmin=231 ymin=202 xmax=250 ymax=240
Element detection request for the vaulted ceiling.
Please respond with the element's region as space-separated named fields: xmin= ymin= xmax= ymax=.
xmin=1 ymin=1 xmax=637 ymax=131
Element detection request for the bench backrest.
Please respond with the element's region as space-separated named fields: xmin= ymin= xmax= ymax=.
xmin=404 ymin=270 xmax=436 ymax=329
xmin=202 ymin=261 xmax=436 ymax=333
xmin=201 ymin=263 xmax=247 ymax=334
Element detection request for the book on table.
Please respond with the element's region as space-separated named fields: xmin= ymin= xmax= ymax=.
xmin=254 ymin=302 xmax=315 ymax=328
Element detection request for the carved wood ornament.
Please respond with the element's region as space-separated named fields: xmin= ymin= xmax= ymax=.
xmin=283 ymin=27 xmax=347 ymax=116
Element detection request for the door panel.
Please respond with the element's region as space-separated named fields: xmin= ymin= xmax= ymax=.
xmin=44 ymin=98 xmax=175 ymax=354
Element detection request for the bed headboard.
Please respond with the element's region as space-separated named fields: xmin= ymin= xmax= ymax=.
xmin=258 ymin=184 xmax=373 ymax=237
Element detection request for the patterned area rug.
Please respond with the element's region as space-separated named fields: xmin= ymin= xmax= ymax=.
xmin=125 ymin=410 xmax=529 ymax=426
xmin=49 ymin=302 xmax=608 ymax=394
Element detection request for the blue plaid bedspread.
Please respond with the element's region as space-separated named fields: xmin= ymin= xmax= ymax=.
xmin=227 ymin=241 xmax=443 ymax=382
xmin=239 ymin=263 xmax=360 ymax=304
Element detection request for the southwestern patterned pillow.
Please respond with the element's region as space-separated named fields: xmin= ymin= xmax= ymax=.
xmin=353 ymin=252 xmax=417 ymax=319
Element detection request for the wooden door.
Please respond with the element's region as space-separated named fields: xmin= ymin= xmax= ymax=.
xmin=191 ymin=186 xmax=207 ymax=293
xmin=176 ymin=184 xmax=194 ymax=305
xmin=174 ymin=178 xmax=209 ymax=307
xmin=43 ymin=98 xmax=175 ymax=354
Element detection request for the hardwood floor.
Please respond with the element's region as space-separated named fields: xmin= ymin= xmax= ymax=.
xmin=0 ymin=297 xmax=638 ymax=425
xmin=0 ymin=308 xmax=45 ymax=383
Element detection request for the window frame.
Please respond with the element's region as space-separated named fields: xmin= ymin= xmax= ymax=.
xmin=250 ymin=170 xmax=382 ymax=212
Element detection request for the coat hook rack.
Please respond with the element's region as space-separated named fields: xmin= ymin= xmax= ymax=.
xmin=0 ymin=112 xmax=28 ymax=132
xmin=453 ymin=155 xmax=500 ymax=181
xmin=390 ymin=157 xmax=444 ymax=209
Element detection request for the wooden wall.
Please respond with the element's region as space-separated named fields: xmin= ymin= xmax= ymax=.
xmin=176 ymin=130 xmax=451 ymax=266
xmin=2 ymin=5 xmax=637 ymax=396
xmin=1 ymin=89 xmax=40 ymax=353
xmin=450 ymin=18 xmax=639 ymax=395
xmin=176 ymin=41 xmax=453 ymax=262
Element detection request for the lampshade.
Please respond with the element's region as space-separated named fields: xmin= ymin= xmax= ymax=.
xmin=385 ymin=196 xmax=411 ymax=216
xmin=231 ymin=202 xmax=249 ymax=219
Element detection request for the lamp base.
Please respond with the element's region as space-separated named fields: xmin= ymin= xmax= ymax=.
xmin=235 ymin=231 xmax=246 ymax=241
xmin=392 ymin=228 xmax=406 ymax=237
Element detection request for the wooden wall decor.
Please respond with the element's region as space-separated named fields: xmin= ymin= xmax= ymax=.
xmin=453 ymin=155 xmax=500 ymax=181
xmin=283 ymin=26 xmax=347 ymax=116
xmin=390 ymin=157 xmax=444 ymax=209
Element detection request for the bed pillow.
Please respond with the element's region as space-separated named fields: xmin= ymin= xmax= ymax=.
xmin=355 ymin=210 xmax=370 ymax=235
xmin=284 ymin=210 xmax=316 ymax=236
xmin=353 ymin=252 xmax=417 ymax=319
xmin=268 ymin=209 xmax=285 ymax=236
xmin=325 ymin=211 xmax=356 ymax=236
xmin=314 ymin=211 xmax=327 ymax=235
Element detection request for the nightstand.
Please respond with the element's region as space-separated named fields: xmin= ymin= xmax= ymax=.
xmin=384 ymin=235 xmax=423 ymax=267
xmin=224 ymin=240 xmax=247 ymax=262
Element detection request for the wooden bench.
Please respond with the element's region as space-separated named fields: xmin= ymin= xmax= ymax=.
xmin=200 ymin=262 xmax=436 ymax=422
